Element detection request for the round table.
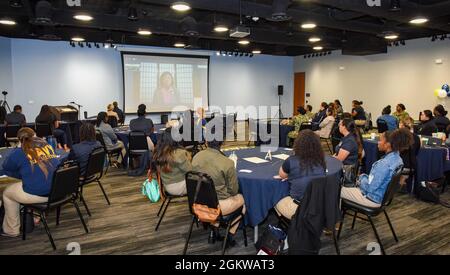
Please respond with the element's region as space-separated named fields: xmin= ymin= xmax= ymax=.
xmin=363 ymin=139 xmax=450 ymax=183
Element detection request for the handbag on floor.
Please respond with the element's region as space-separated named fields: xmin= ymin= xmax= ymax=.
xmin=417 ymin=181 xmax=450 ymax=208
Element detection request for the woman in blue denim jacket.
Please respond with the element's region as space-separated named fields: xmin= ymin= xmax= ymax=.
xmin=341 ymin=129 xmax=413 ymax=207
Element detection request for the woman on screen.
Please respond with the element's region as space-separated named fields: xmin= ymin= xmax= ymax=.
xmin=152 ymin=72 xmax=181 ymax=107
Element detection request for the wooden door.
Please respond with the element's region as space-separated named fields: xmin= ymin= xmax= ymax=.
xmin=293 ymin=72 xmax=305 ymax=115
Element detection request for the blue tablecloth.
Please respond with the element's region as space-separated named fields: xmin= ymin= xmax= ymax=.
xmin=226 ymin=147 xmax=342 ymax=227
xmin=0 ymin=148 xmax=68 ymax=176
xmin=363 ymin=139 xmax=450 ymax=182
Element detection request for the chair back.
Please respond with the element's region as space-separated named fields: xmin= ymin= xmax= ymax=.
xmin=47 ymin=161 xmax=80 ymax=205
xmin=129 ymin=131 xmax=148 ymax=152
xmin=381 ymin=167 xmax=403 ymax=206
xmin=83 ymin=147 xmax=106 ymax=179
xmin=185 ymin=172 xmax=220 ymax=215
xmin=5 ymin=124 xmax=21 ymax=139
xmin=377 ymin=119 xmax=389 ymax=133
xmin=35 ymin=123 xmax=52 ymax=138
xmin=107 ymin=116 xmax=118 ymax=128
xmin=299 ymin=122 xmax=312 ymax=132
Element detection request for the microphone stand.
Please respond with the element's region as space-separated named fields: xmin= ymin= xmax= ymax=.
xmin=70 ymin=102 xmax=83 ymax=121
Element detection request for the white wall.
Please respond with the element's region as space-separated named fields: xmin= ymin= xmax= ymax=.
xmin=294 ymin=38 xmax=450 ymax=120
xmin=0 ymin=37 xmax=12 ymax=101
xmin=1 ymin=37 xmax=294 ymax=123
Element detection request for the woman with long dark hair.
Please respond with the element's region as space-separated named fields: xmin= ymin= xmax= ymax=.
xmin=153 ymin=128 xmax=192 ymax=196
xmin=152 ymin=72 xmax=181 ymax=108
xmin=341 ymin=129 xmax=413 ymax=207
xmin=35 ymin=105 xmax=69 ymax=151
xmin=334 ymin=100 xmax=343 ymax=117
xmin=1 ymin=127 xmax=60 ymax=237
xmin=433 ymin=105 xmax=450 ymax=132
xmin=275 ymin=130 xmax=341 ymax=219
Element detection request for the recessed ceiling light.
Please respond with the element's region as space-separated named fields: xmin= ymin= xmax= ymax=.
xmin=174 ymin=43 xmax=186 ymax=48
xmin=252 ymin=50 xmax=261 ymax=54
xmin=171 ymin=2 xmax=191 ymax=12
xmin=214 ymin=25 xmax=228 ymax=33
xmin=0 ymin=19 xmax=16 ymax=25
xmin=238 ymin=40 xmax=250 ymax=45
xmin=385 ymin=34 xmax=399 ymax=40
xmin=301 ymin=23 xmax=317 ymax=29
xmin=313 ymin=46 xmax=323 ymax=51
xmin=137 ymin=29 xmax=152 ymax=36
xmin=409 ymin=17 xmax=428 ymax=24
xmin=71 ymin=37 xmax=85 ymax=42
xmin=309 ymin=37 xmax=321 ymax=43
xmin=73 ymin=14 xmax=93 ymax=22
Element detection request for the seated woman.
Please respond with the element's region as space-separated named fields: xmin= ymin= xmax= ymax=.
xmin=287 ymin=106 xmax=310 ymax=141
xmin=393 ymin=103 xmax=410 ymax=122
xmin=312 ymin=102 xmax=328 ymax=126
xmin=68 ymin=123 xmax=102 ymax=176
xmin=334 ymin=118 xmax=363 ymax=166
xmin=153 ymin=128 xmax=192 ymax=196
xmin=341 ymin=129 xmax=413 ymax=207
xmin=417 ymin=110 xmax=438 ymax=137
xmin=95 ymin=112 xmax=126 ymax=165
xmin=106 ymin=104 xmax=119 ymax=121
xmin=377 ymin=105 xmax=398 ymax=131
xmin=1 ymin=127 xmax=60 ymax=237
xmin=399 ymin=117 xmax=420 ymax=189
xmin=35 ymin=105 xmax=69 ymax=151
xmin=276 ymin=130 xmax=328 ymax=220
xmin=314 ymin=107 xmax=335 ymax=138
xmin=433 ymin=105 xmax=450 ymax=133
xmin=306 ymin=105 xmax=315 ymax=120
xmin=351 ymin=100 xmax=366 ymax=127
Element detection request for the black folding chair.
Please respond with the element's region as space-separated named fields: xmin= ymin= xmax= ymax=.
xmin=183 ymin=171 xmax=247 ymax=255
xmin=377 ymin=119 xmax=389 ymax=133
xmin=107 ymin=116 xmax=118 ymax=128
xmin=5 ymin=124 xmax=21 ymax=147
xmin=21 ymin=161 xmax=88 ymax=250
xmin=337 ymin=168 xmax=403 ymax=255
xmin=320 ymin=132 xmax=334 ymax=155
xmin=79 ymin=147 xmax=109 ymax=217
xmin=129 ymin=131 xmax=149 ymax=170
xmin=35 ymin=123 xmax=52 ymax=138
xmin=96 ymin=131 xmax=123 ymax=174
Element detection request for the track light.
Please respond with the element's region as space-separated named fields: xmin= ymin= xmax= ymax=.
xmin=441 ymin=35 xmax=447 ymax=40
xmin=87 ymin=43 xmax=91 ymax=48
xmin=249 ymin=53 xmax=254 ymax=58
xmin=389 ymin=0 xmax=401 ymax=12
xmin=400 ymin=40 xmax=406 ymax=46
xmin=94 ymin=43 xmax=99 ymax=48
xmin=78 ymin=42 xmax=84 ymax=48
xmin=128 ymin=7 xmax=138 ymax=21
xmin=9 ymin=0 xmax=23 ymax=8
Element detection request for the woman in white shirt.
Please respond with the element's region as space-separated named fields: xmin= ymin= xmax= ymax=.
xmin=315 ymin=107 xmax=335 ymax=138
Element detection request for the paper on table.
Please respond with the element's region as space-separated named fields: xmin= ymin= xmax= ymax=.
xmin=272 ymin=154 xmax=290 ymax=160
xmin=243 ymin=157 xmax=269 ymax=164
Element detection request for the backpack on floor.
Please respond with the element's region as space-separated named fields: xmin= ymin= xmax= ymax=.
xmin=417 ymin=181 xmax=450 ymax=208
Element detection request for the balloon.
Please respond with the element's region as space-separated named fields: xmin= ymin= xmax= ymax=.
xmin=438 ymin=89 xmax=447 ymax=99
xmin=443 ymin=84 xmax=450 ymax=93
xmin=435 ymin=89 xmax=441 ymax=96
